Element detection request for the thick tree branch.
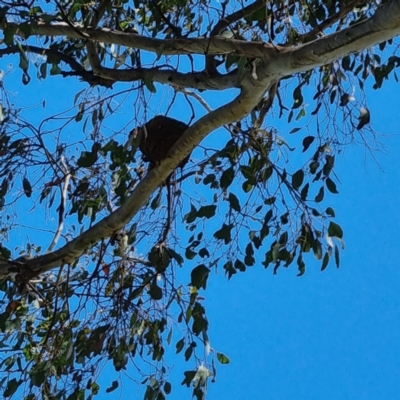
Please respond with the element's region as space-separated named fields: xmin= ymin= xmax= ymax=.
xmin=3 ymin=20 xmax=281 ymax=59
xmin=0 ymin=45 xmax=114 ymax=87
xmin=266 ymin=0 xmax=400 ymax=76
xmin=88 ymin=65 xmax=239 ymax=90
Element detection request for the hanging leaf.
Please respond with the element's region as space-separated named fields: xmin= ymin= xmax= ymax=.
xmin=326 ymin=177 xmax=339 ymax=194
xmin=216 ymin=352 xmax=230 ymax=364
xmin=291 ymin=169 xmax=304 ymax=190
xmin=328 ymin=221 xmax=343 ymax=239
xmin=22 ymin=177 xmax=32 ymax=198
xmin=302 ymin=136 xmax=315 ymax=152
xmin=191 ymin=264 xmax=210 ymax=290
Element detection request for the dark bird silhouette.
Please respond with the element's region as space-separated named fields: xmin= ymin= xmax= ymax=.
xmin=138 ymin=115 xmax=190 ymax=169
xmin=136 ymin=115 xmax=191 ymax=242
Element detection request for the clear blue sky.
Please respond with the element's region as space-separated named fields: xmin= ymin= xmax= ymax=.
xmin=3 ymin=49 xmax=400 ymax=400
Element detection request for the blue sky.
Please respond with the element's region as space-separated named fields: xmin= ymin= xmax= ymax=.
xmin=2 ymin=46 xmax=400 ymax=400
xmin=197 ymin=83 xmax=400 ymax=399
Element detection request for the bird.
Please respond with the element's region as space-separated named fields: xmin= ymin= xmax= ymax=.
xmin=138 ymin=115 xmax=190 ymax=170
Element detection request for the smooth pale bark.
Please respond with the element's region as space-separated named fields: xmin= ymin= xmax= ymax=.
xmin=1 ymin=0 xmax=400 ymax=277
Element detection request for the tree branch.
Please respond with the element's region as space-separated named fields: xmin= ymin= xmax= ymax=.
xmin=3 ymin=20 xmax=281 ymax=59
xmin=87 ymin=65 xmax=239 ymax=90
xmin=206 ymin=0 xmax=267 ymax=75
xmin=0 ymin=45 xmax=114 ymax=87
xmin=294 ymin=0 xmax=364 ymax=44
xmin=266 ymin=0 xmax=400 ymax=76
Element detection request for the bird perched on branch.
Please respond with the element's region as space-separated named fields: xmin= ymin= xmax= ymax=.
xmin=138 ymin=115 xmax=190 ymax=170
xmin=135 ymin=115 xmax=191 ymax=242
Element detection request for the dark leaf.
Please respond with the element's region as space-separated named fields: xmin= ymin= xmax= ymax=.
xmin=176 ymin=338 xmax=185 ymax=354
xmin=326 ymin=177 xmax=339 ymax=194
xmin=184 ymin=203 xmax=197 ymax=223
xmin=234 ymin=259 xmax=246 ymax=271
xmin=300 ymin=183 xmax=309 ymax=201
xmin=216 ymin=352 xmax=230 ymax=364
xmin=148 ymin=282 xmax=163 ymax=300
xmin=191 ymin=265 xmax=210 ymax=290
xmin=4 ymin=378 xmax=21 ymax=397
xmin=22 ymin=177 xmax=32 ymax=198
xmin=321 ymin=252 xmax=330 ymax=271
xmin=302 ymin=136 xmax=315 ymax=152
xmin=315 ymin=186 xmax=324 ymax=203
xmin=228 ymin=193 xmax=241 ymax=212
xmin=292 ymin=169 xmax=304 ymax=190
xmin=289 ymin=127 xmax=302 ymax=134
xmin=213 ymin=224 xmax=232 ymax=244
xmin=164 ymin=382 xmax=172 ymax=395
xmin=220 ymin=166 xmax=234 ymax=189
xmin=334 ymin=245 xmax=340 ymax=268
xmin=197 ymin=205 xmax=216 ymax=219
xmin=181 ymin=371 xmax=196 ymax=387
xmin=106 ymin=380 xmax=119 ymax=393
xmin=328 ymin=221 xmax=343 ymax=239
xmin=325 ymin=207 xmax=335 ymax=217
xmin=184 ymin=346 xmax=193 ymax=361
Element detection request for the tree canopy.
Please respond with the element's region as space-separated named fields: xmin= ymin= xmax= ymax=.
xmin=0 ymin=0 xmax=399 ymax=398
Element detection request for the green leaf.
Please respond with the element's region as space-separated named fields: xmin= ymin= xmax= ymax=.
xmin=326 ymin=177 xmax=339 ymax=194
xmin=328 ymin=221 xmax=343 ymax=239
xmin=184 ymin=345 xmax=193 ymax=361
xmin=314 ymin=186 xmax=324 ymax=203
xmin=289 ymin=127 xmax=301 ymax=134
xmin=181 ymin=371 xmax=196 ymax=387
xmin=198 ymin=248 xmax=210 ymax=258
xmin=164 ymin=382 xmax=172 ymax=395
xmin=300 ymin=183 xmax=309 ymax=201
xmin=234 ymin=259 xmax=246 ymax=271
xmin=203 ymin=174 xmax=216 ymax=185
xmin=292 ymin=85 xmax=304 ymax=109
xmin=184 ymin=203 xmax=197 ymax=223
xmin=191 ymin=264 xmax=210 ymax=289
xmin=313 ymin=241 xmax=323 ymax=260
xmin=106 ymin=380 xmax=119 ymax=393
xmin=321 ymin=252 xmax=330 ymax=271
xmin=216 ymin=352 xmax=230 ymax=364
xmin=4 ymin=26 xmax=16 ymax=46
xmin=228 ymin=192 xmax=241 ymax=212
xmin=144 ymin=76 xmax=157 ymax=93
xmin=77 ymin=150 xmax=97 ymax=168
xmin=325 ymin=207 xmax=335 ymax=217
xmin=223 ymin=260 xmax=237 ymax=279
xmin=292 ymin=169 xmax=304 ymax=190
xmin=220 ymin=166 xmax=234 ymax=189
xmin=0 ymin=244 xmax=11 ymax=260
xmin=302 ymin=136 xmax=315 ymax=152
xmin=4 ymin=378 xmax=21 ymax=397
xmin=175 ymin=338 xmax=185 ymax=354
xmin=18 ymin=48 xmax=29 ymax=71
xmin=22 ymin=177 xmax=32 ymax=198
xmin=185 ymin=247 xmax=197 ymax=260
xmin=197 ymin=205 xmax=216 ymax=219
xmin=213 ymin=223 xmax=232 ymax=244
xmin=148 ymin=282 xmax=162 ymax=300
xmin=334 ymin=245 xmax=340 ymax=268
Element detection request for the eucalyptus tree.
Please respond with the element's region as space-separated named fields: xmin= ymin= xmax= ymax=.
xmin=0 ymin=0 xmax=399 ymax=398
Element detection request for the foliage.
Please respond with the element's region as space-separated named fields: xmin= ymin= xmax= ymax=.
xmin=0 ymin=0 xmax=399 ymax=398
